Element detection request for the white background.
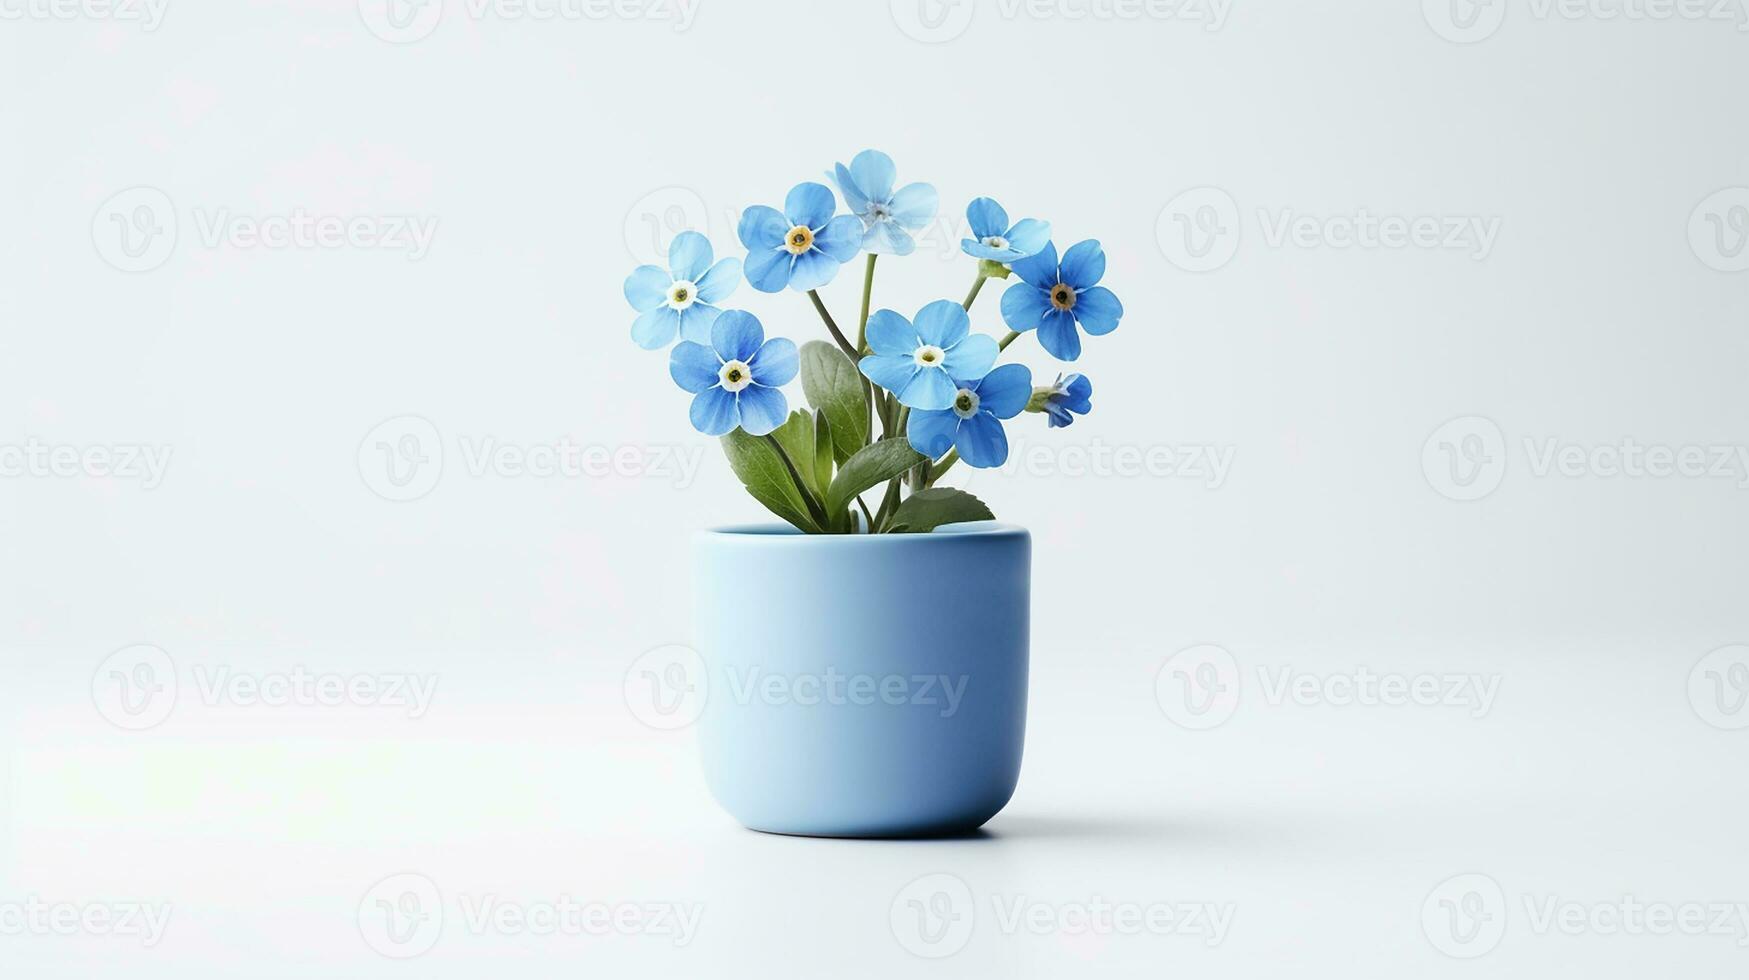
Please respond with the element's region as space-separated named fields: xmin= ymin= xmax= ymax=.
xmin=3 ymin=0 xmax=1748 ymax=975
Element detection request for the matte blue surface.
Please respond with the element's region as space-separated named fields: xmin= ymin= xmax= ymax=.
xmin=695 ymin=522 xmax=1030 ymax=837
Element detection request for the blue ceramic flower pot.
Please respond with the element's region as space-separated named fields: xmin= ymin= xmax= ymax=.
xmin=695 ymin=522 xmax=1030 ymax=838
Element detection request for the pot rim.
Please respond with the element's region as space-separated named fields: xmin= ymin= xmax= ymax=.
xmin=699 ymin=520 xmax=1027 ymax=543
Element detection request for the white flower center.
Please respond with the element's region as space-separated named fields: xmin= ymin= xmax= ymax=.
xmin=666 ymin=279 xmax=699 ymax=310
xmin=869 ymin=202 xmax=892 ymax=222
xmin=913 ymin=345 xmax=946 ymax=368
xmin=983 ymin=235 xmax=1009 ymax=250
xmin=784 ymin=225 xmax=814 ymax=256
xmin=719 ymin=359 xmax=752 ymax=393
xmin=952 ymin=388 xmax=980 ymax=420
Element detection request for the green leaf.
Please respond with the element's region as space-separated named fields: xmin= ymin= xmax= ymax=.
xmin=799 ymin=340 xmax=870 ymax=463
xmin=770 ymin=410 xmax=822 ymax=502
xmin=720 ymin=430 xmax=820 ymax=533
xmin=886 ymin=488 xmax=995 ymax=534
xmin=812 ymin=411 xmax=835 ymax=500
xmin=826 ymin=437 xmax=925 ymax=517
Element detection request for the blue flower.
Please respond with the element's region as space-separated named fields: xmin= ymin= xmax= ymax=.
xmin=859 ymin=299 xmax=998 ymax=411
xmin=623 ymin=231 xmax=742 ymax=350
xmin=1039 ymin=372 xmax=1092 ymax=428
xmin=830 ymin=149 xmax=938 ymax=256
xmin=738 ymin=182 xmax=865 ymax=293
xmin=906 ymin=363 xmax=1033 ymax=468
xmin=669 ymin=310 xmax=798 ymax=436
xmin=999 ymin=240 xmax=1123 ymax=361
xmin=960 ymin=197 xmax=1050 ymax=263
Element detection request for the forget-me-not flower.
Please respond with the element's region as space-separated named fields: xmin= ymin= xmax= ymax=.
xmin=830 ymin=149 xmax=938 ymax=256
xmin=906 ymin=363 xmax=1033 ymax=468
xmin=858 ymin=299 xmax=997 ymax=411
xmin=623 ymin=231 xmax=743 ymax=349
xmin=669 ymin=310 xmax=798 ymax=437
xmin=960 ymin=197 xmax=1050 ymax=264
xmin=738 ymin=183 xmax=864 ymax=293
xmin=1035 ymin=372 xmax=1092 ymax=428
xmin=999 ymin=240 xmax=1122 ymax=361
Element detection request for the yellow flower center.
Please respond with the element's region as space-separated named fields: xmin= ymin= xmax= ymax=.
xmin=666 ymin=280 xmax=697 ymax=310
xmin=784 ymin=225 xmax=814 ymax=255
xmin=1050 ymin=284 xmax=1077 ymax=311
xmin=914 ymin=345 xmax=946 ymax=368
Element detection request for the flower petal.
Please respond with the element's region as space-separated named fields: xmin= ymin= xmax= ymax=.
xmin=912 ymin=299 xmax=969 ymax=348
xmin=711 ymin=309 xmax=764 ymax=362
xmin=1073 ymin=285 xmax=1122 ymax=336
xmin=632 ymin=306 xmax=680 ymax=350
xmin=974 ymin=362 xmax=1032 ymax=419
xmin=898 ymin=366 xmax=956 ymax=410
xmin=670 ymin=340 xmax=721 ymax=393
xmin=849 ymin=149 xmax=897 ymax=204
xmin=955 ymin=411 xmax=1010 ymax=468
xmin=667 ymin=231 xmax=713 ymax=282
xmin=965 ymin=197 xmax=1009 ymax=241
xmin=689 ymin=385 xmax=739 ymax=436
xmin=861 ymin=219 xmax=916 ymax=256
xmin=859 ymin=352 xmax=918 ymax=394
xmin=865 ymin=309 xmax=917 ymax=356
xmin=999 ymin=281 xmax=1051 ymax=332
xmin=906 ymin=409 xmax=959 ymax=460
xmin=941 ymin=332 xmax=996 ymax=381
xmin=832 ymin=162 xmax=870 ymax=214
xmin=887 ymin=182 xmax=938 ymax=231
xmin=786 ymin=247 xmax=840 ymax=292
xmin=1010 ymin=240 xmax=1059 ymax=289
xmin=737 ymin=205 xmax=788 ymax=250
xmin=1036 ymin=308 xmax=1082 ymax=361
xmin=784 ymin=182 xmax=836 ymax=231
xmin=736 ymin=385 xmax=788 ymax=436
xmin=749 ymin=336 xmax=799 ymax=387
xmin=1004 ymin=218 xmax=1051 ymax=257
xmin=961 ymin=239 xmax=1019 ymax=261
xmin=624 ymin=265 xmax=670 ymax=312
xmin=1058 ymin=239 xmax=1106 ymax=289
xmin=695 ymin=257 xmax=742 ymax=303
xmin=744 ymin=246 xmax=791 ymax=293
xmin=677 ymin=302 xmax=720 ymax=345
xmin=813 ymin=215 xmax=865 ymax=262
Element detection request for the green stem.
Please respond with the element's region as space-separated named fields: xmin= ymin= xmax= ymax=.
xmin=807 ymin=290 xmax=858 ymax=360
xmin=962 ymin=273 xmax=988 ymax=311
xmin=926 ymin=449 xmax=960 ymax=487
xmin=856 ymin=254 xmax=877 ymax=353
xmin=998 ymin=330 xmax=1021 ymax=352
xmin=855 ymin=494 xmax=876 ymax=532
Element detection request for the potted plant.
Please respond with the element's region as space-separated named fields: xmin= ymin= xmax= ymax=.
xmin=625 ymin=150 xmax=1121 ymax=837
